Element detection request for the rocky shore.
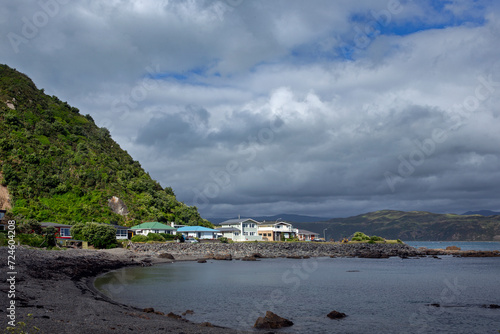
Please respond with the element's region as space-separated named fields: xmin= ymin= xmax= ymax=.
xmin=128 ymin=241 xmax=424 ymax=259
xmin=1 ymin=242 xmax=498 ymax=334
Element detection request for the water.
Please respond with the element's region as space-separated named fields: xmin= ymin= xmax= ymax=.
xmin=95 ymin=256 xmax=500 ymax=333
xmin=405 ymin=241 xmax=500 ymax=251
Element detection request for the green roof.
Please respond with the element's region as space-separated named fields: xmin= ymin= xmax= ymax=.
xmin=130 ymin=222 xmax=176 ymax=230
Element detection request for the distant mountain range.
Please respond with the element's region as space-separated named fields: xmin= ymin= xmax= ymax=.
xmin=462 ymin=210 xmax=500 ymax=216
xmin=291 ymin=210 xmax=500 ymax=241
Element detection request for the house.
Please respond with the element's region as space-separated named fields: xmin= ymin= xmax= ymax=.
xmin=218 ymin=218 xmax=262 ymax=242
xmin=258 ymin=221 xmax=297 ymax=241
xmin=176 ymin=226 xmax=219 ymax=239
xmin=0 ymin=209 xmax=6 ymax=230
xmin=296 ymin=229 xmax=319 ymax=241
xmin=130 ymin=222 xmax=177 ymax=236
xmin=40 ymin=222 xmax=72 ymax=239
xmin=110 ymin=224 xmax=130 ymax=240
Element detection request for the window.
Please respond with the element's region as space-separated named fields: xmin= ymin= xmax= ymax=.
xmin=60 ymin=228 xmax=71 ymax=237
xmin=250 ymin=232 xmax=255 ymax=236
xmin=243 ymin=232 xmax=248 ymax=236
xmin=234 ymin=232 xmax=240 ymax=236
xmin=116 ymin=229 xmax=128 ymax=237
xmin=250 ymin=224 xmax=255 ymax=228
xmin=243 ymin=223 xmax=248 ymax=228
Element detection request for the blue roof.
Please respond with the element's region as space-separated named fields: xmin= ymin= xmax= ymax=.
xmin=176 ymin=226 xmax=219 ymax=232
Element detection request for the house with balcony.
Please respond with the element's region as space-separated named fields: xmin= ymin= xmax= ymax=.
xmin=258 ymin=221 xmax=297 ymax=241
xmin=41 ymin=222 xmax=72 ymax=239
xmin=218 ymin=218 xmax=262 ymax=241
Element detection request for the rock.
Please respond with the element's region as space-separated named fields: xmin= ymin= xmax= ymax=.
xmin=143 ymin=307 xmax=155 ymax=313
xmin=241 ymin=256 xmax=257 ymax=261
xmin=254 ymin=311 xmax=294 ymax=329
xmin=158 ymin=253 xmax=175 ymax=259
xmin=427 ymin=303 xmax=440 ymax=307
xmin=483 ymin=304 xmax=500 ymax=309
xmin=327 ymin=310 xmax=347 ymax=319
xmin=199 ymin=322 xmax=213 ymax=327
xmin=252 ymin=253 xmax=264 ymax=258
xmin=197 ymin=259 xmax=207 ymax=263
xmin=155 ymin=311 xmax=165 ymax=316
xmin=182 ymin=310 xmax=194 ymax=316
xmin=214 ymin=254 xmax=232 ymax=261
xmin=108 ymin=196 xmax=129 ymax=216
xmin=446 ymin=246 xmax=461 ymax=251
xmin=166 ymin=312 xmax=182 ymax=319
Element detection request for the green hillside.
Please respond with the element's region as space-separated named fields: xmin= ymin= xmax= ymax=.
xmin=0 ymin=64 xmax=211 ymax=227
xmin=293 ymin=210 xmax=500 ymax=241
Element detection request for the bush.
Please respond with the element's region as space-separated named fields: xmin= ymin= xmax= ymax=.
xmin=352 ymin=232 xmax=370 ymax=241
xmin=147 ymin=233 xmax=165 ymax=242
xmin=219 ymin=237 xmax=228 ymax=243
xmin=159 ymin=233 xmax=175 ymax=240
xmin=70 ymin=222 xmax=117 ymax=249
xmin=131 ymin=235 xmax=148 ymax=242
xmin=370 ymin=235 xmax=385 ymax=242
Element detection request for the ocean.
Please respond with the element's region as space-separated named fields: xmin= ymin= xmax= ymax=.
xmin=95 ymin=249 xmax=500 ymax=333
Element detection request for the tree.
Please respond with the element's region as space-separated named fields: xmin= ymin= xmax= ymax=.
xmin=70 ymin=222 xmax=117 ymax=249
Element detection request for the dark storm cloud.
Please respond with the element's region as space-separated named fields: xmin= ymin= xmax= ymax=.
xmin=2 ymin=0 xmax=500 ymax=218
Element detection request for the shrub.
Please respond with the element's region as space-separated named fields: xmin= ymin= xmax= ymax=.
xmin=370 ymin=235 xmax=385 ymax=242
xmin=219 ymin=237 xmax=228 ymax=243
xmin=131 ymin=235 xmax=148 ymax=242
xmin=147 ymin=233 xmax=165 ymax=242
xmin=70 ymin=222 xmax=117 ymax=249
xmin=159 ymin=233 xmax=175 ymax=240
xmin=352 ymin=232 xmax=370 ymax=241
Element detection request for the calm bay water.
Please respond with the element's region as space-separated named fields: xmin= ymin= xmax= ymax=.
xmin=96 ymin=255 xmax=500 ymax=333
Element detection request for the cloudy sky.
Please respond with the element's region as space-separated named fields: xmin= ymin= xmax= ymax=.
xmin=2 ymin=0 xmax=500 ymax=219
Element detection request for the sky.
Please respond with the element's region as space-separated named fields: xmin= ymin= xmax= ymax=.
xmin=1 ymin=0 xmax=500 ymax=219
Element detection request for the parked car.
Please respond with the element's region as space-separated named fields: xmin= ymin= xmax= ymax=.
xmin=184 ymin=237 xmax=199 ymax=243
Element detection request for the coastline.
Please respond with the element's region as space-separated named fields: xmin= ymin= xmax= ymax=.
xmin=2 ymin=243 xmax=499 ymax=334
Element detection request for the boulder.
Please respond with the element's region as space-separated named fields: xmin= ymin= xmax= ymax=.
xmin=327 ymin=310 xmax=347 ymax=319
xmin=166 ymin=312 xmax=182 ymax=319
xmin=214 ymin=254 xmax=232 ymax=261
xmin=143 ymin=307 xmax=155 ymax=313
xmin=446 ymin=246 xmax=461 ymax=251
xmin=241 ymin=256 xmax=257 ymax=261
xmin=197 ymin=259 xmax=207 ymax=263
xmin=182 ymin=310 xmax=194 ymax=316
xmin=254 ymin=311 xmax=293 ymax=329
xmin=158 ymin=253 xmax=175 ymax=259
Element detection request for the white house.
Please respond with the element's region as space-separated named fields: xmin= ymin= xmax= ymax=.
xmin=296 ymin=229 xmax=320 ymax=241
xmin=258 ymin=221 xmax=297 ymax=241
xmin=218 ymin=218 xmax=262 ymax=242
xmin=130 ymin=222 xmax=176 ymax=236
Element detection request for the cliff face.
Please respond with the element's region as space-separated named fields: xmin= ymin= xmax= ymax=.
xmin=0 ymin=64 xmax=210 ymax=227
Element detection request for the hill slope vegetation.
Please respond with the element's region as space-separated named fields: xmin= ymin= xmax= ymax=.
xmin=0 ymin=64 xmax=210 ymax=227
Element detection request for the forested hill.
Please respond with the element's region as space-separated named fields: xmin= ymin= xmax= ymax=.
xmin=0 ymin=64 xmax=210 ymax=227
xmin=293 ymin=210 xmax=500 ymax=241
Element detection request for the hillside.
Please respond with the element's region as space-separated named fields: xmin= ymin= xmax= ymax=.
xmin=0 ymin=64 xmax=210 ymax=227
xmin=293 ymin=210 xmax=500 ymax=241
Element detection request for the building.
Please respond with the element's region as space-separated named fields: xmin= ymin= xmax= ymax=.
xmin=111 ymin=224 xmax=130 ymax=240
xmin=296 ymin=229 xmax=320 ymax=241
xmin=40 ymin=222 xmax=72 ymax=239
xmin=258 ymin=221 xmax=297 ymax=241
xmin=218 ymin=218 xmax=262 ymax=242
xmin=130 ymin=222 xmax=176 ymax=236
xmin=176 ymin=226 xmax=219 ymax=239
xmin=0 ymin=209 xmax=6 ymax=230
